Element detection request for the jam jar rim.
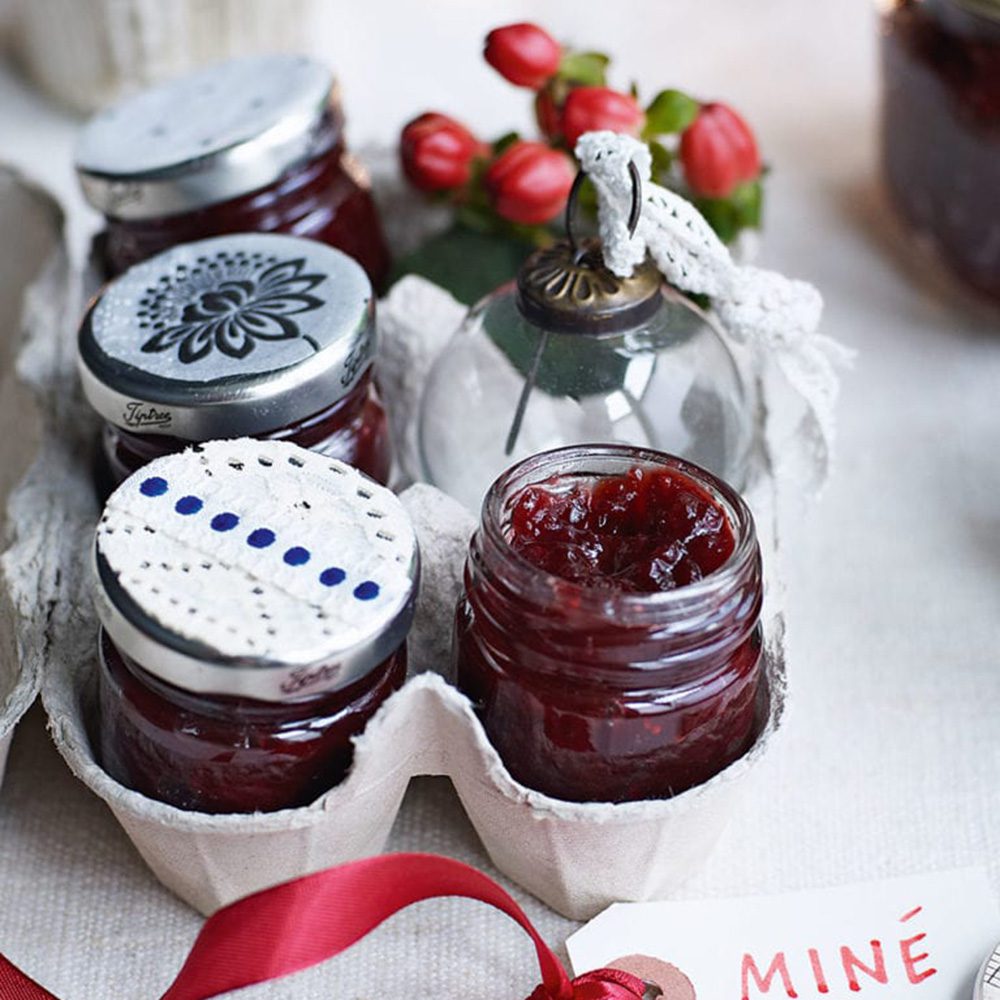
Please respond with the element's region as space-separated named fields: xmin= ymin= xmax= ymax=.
xmin=77 ymin=233 xmax=376 ymax=441
xmin=75 ymin=54 xmax=342 ymax=221
xmin=478 ymin=443 xmax=759 ymax=621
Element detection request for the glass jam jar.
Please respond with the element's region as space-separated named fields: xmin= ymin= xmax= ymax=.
xmin=881 ymin=0 xmax=1000 ymax=301
xmin=78 ymin=232 xmax=392 ymax=490
xmin=92 ymin=440 xmax=419 ymax=814
xmin=455 ymin=445 xmax=764 ymax=804
xmin=75 ymin=54 xmax=389 ymax=288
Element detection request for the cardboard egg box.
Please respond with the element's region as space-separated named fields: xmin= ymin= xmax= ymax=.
xmin=2 ymin=162 xmax=790 ymax=920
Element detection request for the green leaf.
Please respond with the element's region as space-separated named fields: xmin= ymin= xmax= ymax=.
xmin=558 ymin=50 xmax=609 ymax=86
xmin=730 ymin=178 xmax=764 ymax=229
xmin=648 ymin=139 xmax=674 ymax=180
xmin=388 ymin=223 xmax=537 ymax=305
xmin=643 ymin=89 xmax=699 ymax=137
xmin=691 ymin=179 xmax=764 ymax=244
xmin=492 ymin=131 xmax=520 ymax=156
xmin=693 ymin=196 xmax=740 ymax=244
xmin=487 ymin=322 xmax=632 ymax=398
xmin=455 ymin=202 xmax=498 ymax=235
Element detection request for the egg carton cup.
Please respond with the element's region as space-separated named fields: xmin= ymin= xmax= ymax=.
xmin=0 ymin=168 xmax=68 ymax=790
xmin=7 ymin=154 xmax=797 ymax=919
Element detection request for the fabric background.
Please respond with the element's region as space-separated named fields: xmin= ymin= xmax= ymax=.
xmin=1 ymin=0 xmax=999 ymax=997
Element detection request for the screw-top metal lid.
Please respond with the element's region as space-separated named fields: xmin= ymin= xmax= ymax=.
xmin=93 ymin=439 xmax=419 ymax=702
xmin=78 ymin=233 xmax=375 ymax=440
xmin=75 ymin=54 xmax=339 ymax=220
xmin=516 ymin=238 xmax=664 ymax=335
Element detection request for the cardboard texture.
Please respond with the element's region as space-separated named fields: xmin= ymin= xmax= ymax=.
xmin=0 ymin=169 xmax=64 ymax=791
xmin=3 ymin=165 xmax=789 ymax=920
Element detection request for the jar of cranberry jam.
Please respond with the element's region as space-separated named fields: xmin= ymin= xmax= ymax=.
xmin=75 ymin=54 xmax=389 ymax=287
xmin=881 ymin=0 xmax=1000 ymax=301
xmin=78 ymin=232 xmax=392 ymax=489
xmin=92 ymin=439 xmax=419 ymax=814
xmin=455 ymin=445 xmax=764 ymax=804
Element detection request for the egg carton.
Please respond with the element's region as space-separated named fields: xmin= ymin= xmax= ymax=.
xmin=5 ymin=244 xmax=787 ymax=921
xmin=0 ymin=168 xmax=68 ymax=791
xmin=2 ymin=148 xmax=802 ymax=918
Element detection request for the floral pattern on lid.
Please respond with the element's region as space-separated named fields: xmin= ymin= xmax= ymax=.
xmin=78 ymin=233 xmax=375 ymax=441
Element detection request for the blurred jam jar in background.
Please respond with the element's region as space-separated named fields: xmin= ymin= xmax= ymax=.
xmin=881 ymin=0 xmax=1000 ymax=302
xmin=75 ymin=54 xmax=389 ymax=287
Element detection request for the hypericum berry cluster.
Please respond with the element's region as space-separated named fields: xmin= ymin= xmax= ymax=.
xmin=399 ymin=22 xmax=765 ymax=243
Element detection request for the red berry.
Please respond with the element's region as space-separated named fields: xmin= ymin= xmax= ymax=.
xmin=679 ymin=102 xmax=761 ymax=199
xmin=484 ymin=23 xmax=561 ymax=90
xmin=399 ymin=112 xmax=486 ymax=193
xmin=485 ymin=141 xmax=575 ymax=225
xmin=561 ymin=86 xmax=644 ymax=149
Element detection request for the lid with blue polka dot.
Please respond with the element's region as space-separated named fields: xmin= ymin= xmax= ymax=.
xmin=92 ymin=439 xmax=418 ymax=702
xmin=78 ymin=232 xmax=374 ymax=442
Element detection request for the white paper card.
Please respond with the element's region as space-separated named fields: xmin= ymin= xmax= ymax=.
xmin=567 ymin=868 xmax=1000 ymax=1000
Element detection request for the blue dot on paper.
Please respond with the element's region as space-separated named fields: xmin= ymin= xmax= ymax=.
xmin=247 ymin=528 xmax=275 ymax=548
xmin=284 ymin=546 xmax=310 ymax=566
xmin=175 ymin=495 xmax=203 ymax=515
xmin=353 ymin=581 xmax=380 ymax=601
xmin=320 ymin=567 xmax=346 ymax=587
xmin=211 ymin=512 xmax=240 ymax=532
xmin=140 ymin=476 xmax=168 ymax=497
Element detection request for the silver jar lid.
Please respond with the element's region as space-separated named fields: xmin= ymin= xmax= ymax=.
xmin=93 ymin=439 xmax=419 ymax=702
xmin=78 ymin=233 xmax=375 ymax=440
xmin=75 ymin=54 xmax=339 ymax=220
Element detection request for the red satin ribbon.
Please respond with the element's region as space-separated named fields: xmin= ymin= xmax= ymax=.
xmin=0 ymin=853 xmax=649 ymax=1000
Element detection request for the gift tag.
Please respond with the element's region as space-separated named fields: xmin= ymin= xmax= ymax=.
xmin=568 ymin=868 xmax=1000 ymax=999
xmin=976 ymin=943 xmax=1000 ymax=1000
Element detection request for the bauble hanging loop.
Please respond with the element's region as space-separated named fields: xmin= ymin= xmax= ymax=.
xmin=564 ymin=158 xmax=644 ymax=256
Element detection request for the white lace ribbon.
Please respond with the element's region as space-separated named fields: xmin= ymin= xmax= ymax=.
xmin=575 ymin=130 xmax=854 ymax=490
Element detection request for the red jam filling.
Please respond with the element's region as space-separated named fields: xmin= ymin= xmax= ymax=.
xmin=455 ymin=455 xmax=764 ymax=804
xmin=98 ymin=131 xmax=390 ymax=289
xmin=98 ymin=631 xmax=406 ymax=814
xmin=508 ymin=466 xmax=736 ymax=592
xmin=99 ymin=370 xmax=392 ymax=494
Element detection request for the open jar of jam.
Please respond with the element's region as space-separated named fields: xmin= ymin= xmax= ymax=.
xmin=92 ymin=440 xmax=419 ymax=814
xmin=881 ymin=0 xmax=1000 ymax=301
xmin=455 ymin=444 xmax=764 ymax=804
xmin=78 ymin=232 xmax=392 ymax=490
xmin=75 ymin=54 xmax=389 ymax=287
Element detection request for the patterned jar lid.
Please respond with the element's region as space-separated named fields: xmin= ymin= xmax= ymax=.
xmin=78 ymin=233 xmax=374 ymax=440
xmin=93 ymin=440 xmax=419 ymax=701
xmin=75 ymin=54 xmax=340 ymax=219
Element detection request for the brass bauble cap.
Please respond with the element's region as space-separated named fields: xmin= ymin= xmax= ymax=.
xmin=516 ymin=238 xmax=663 ymax=335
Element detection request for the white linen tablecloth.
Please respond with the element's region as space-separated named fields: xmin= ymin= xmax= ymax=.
xmin=1 ymin=0 xmax=999 ymax=996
